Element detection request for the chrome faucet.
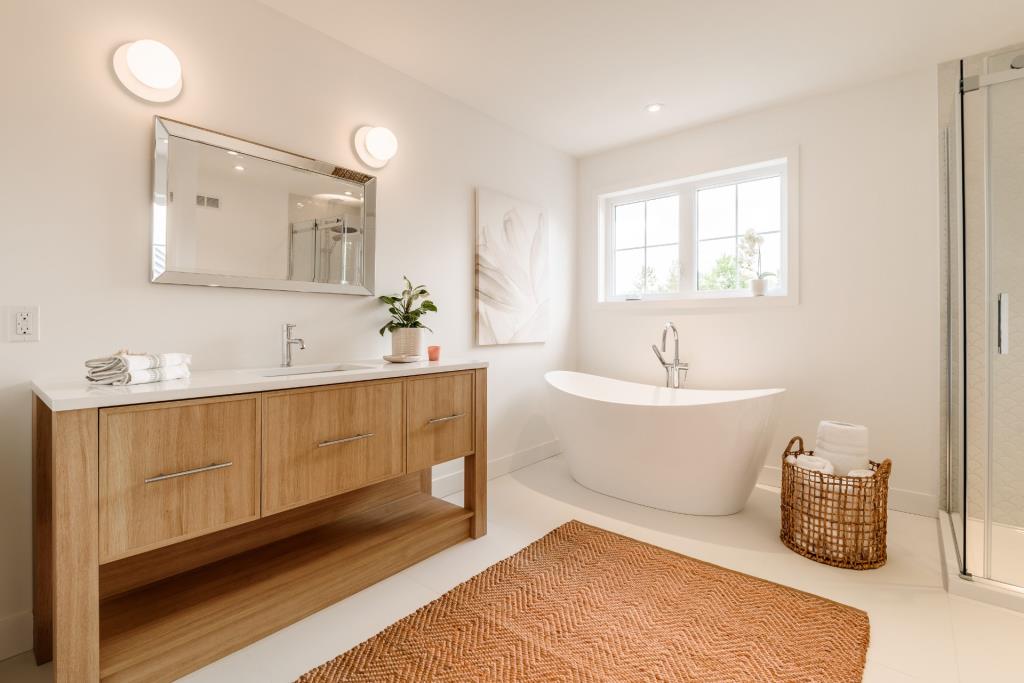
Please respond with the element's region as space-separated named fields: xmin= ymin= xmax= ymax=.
xmin=651 ymin=322 xmax=688 ymax=388
xmin=281 ymin=323 xmax=306 ymax=367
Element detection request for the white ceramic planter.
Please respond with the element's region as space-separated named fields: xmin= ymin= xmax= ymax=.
xmin=390 ymin=327 xmax=424 ymax=357
xmin=750 ymin=278 xmax=769 ymax=297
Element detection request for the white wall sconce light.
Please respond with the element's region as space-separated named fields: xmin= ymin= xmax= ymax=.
xmin=113 ymin=39 xmax=183 ymax=103
xmin=354 ymin=126 xmax=398 ymax=168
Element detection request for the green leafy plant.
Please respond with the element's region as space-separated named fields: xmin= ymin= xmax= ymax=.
xmin=378 ymin=276 xmax=437 ymax=336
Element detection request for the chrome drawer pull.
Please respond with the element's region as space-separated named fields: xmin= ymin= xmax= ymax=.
xmin=318 ymin=433 xmax=375 ymax=448
xmin=427 ymin=413 xmax=466 ymax=425
xmin=145 ymin=461 xmax=233 ymax=484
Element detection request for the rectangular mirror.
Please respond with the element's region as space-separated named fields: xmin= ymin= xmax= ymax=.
xmin=152 ymin=117 xmax=376 ymax=295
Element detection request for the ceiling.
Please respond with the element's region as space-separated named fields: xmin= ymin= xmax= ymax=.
xmin=259 ymin=0 xmax=1024 ymax=156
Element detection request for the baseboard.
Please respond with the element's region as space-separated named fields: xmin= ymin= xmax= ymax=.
xmin=0 ymin=610 xmax=32 ymax=662
xmin=432 ymin=440 xmax=561 ymax=498
xmin=759 ymin=465 xmax=938 ymax=517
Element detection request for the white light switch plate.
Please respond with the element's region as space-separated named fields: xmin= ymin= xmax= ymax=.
xmin=7 ymin=305 xmax=40 ymax=342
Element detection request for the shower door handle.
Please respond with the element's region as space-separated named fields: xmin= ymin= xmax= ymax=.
xmin=999 ymin=293 xmax=1010 ymax=355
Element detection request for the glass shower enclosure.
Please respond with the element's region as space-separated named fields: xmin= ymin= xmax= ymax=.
xmin=943 ymin=42 xmax=1024 ymax=590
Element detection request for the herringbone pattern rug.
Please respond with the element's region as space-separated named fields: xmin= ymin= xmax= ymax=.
xmin=298 ymin=520 xmax=869 ymax=682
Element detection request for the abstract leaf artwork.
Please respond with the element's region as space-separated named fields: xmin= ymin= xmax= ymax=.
xmin=475 ymin=188 xmax=549 ymax=345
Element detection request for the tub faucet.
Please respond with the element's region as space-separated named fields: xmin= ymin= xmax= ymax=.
xmin=281 ymin=323 xmax=306 ymax=367
xmin=652 ymin=322 xmax=688 ymax=388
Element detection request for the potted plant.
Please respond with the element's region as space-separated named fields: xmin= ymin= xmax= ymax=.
xmin=740 ymin=230 xmax=775 ymax=297
xmin=378 ymin=277 xmax=437 ymax=359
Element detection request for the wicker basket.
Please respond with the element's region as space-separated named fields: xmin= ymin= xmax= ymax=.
xmin=779 ymin=436 xmax=892 ymax=569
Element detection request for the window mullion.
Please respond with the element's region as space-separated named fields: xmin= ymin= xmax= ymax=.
xmin=642 ymin=200 xmax=648 ymax=295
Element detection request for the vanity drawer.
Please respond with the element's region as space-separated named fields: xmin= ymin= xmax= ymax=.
xmin=99 ymin=395 xmax=261 ymax=563
xmin=262 ymin=380 xmax=404 ymax=515
xmin=407 ymin=372 xmax=475 ymax=471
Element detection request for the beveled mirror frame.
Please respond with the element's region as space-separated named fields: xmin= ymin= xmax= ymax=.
xmin=151 ymin=117 xmax=377 ymax=295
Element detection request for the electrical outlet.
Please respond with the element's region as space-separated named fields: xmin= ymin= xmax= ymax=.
xmin=8 ymin=305 xmax=40 ymax=342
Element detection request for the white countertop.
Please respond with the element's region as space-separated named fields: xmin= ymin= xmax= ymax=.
xmin=32 ymin=358 xmax=488 ymax=412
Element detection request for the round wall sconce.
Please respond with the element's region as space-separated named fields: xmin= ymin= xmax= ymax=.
xmin=113 ymin=39 xmax=183 ymax=103
xmin=354 ymin=126 xmax=398 ymax=168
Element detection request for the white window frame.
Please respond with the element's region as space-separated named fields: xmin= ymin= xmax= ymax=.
xmin=597 ymin=155 xmax=799 ymax=310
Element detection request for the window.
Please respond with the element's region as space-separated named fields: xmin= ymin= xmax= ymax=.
xmin=611 ymin=195 xmax=680 ymax=297
xmin=697 ymin=176 xmax=781 ymax=292
xmin=601 ymin=158 xmax=792 ymax=304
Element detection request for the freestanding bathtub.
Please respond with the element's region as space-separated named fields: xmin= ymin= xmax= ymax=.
xmin=545 ymin=371 xmax=785 ymax=515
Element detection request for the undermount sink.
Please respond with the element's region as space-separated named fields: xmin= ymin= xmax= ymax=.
xmin=254 ymin=362 xmax=375 ymax=378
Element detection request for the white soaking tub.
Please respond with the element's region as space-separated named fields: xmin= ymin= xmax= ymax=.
xmin=544 ymin=371 xmax=784 ymax=515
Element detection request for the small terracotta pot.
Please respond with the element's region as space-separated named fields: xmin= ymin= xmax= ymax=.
xmin=427 ymin=345 xmax=441 ymax=361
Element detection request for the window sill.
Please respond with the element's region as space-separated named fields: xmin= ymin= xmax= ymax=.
xmin=595 ymin=290 xmax=798 ymax=313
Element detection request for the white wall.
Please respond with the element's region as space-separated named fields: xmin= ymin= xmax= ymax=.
xmin=576 ymin=70 xmax=940 ymax=516
xmin=0 ymin=0 xmax=576 ymax=659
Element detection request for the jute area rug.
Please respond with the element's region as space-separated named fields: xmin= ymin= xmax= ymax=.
xmin=298 ymin=520 xmax=869 ymax=682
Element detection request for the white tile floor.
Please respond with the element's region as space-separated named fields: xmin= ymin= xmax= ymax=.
xmin=3 ymin=454 xmax=1023 ymax=682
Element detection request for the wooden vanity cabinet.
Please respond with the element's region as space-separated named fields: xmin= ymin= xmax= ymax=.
xmin=33 ymin=367 xmax=487 ymax=683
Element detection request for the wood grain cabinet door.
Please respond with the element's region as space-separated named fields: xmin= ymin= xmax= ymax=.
xmin=407 ymin=372 xmax=475 ymax=472
xmin=99 ymin=395 xmax=261 ymax=563
xmin=262 ymin=380 xmax=404 ymax=515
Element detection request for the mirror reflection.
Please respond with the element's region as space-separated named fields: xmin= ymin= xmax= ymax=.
xmin=152 ymin=118 xmax=376 ymax=295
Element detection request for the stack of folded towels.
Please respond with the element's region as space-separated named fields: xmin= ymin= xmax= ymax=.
xmin=85 ymin=351 xmax=192 ymax=386
xmin=786 ymin=420 xmax=874 ymax=478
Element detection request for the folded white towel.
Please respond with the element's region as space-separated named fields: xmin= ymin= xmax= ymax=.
xmin=792 ymin=454 xmax=835 ymax=475
xmin=86 ymin=352 xmax=192 ymax=377
xmin=87 ymin=364 xmax=191 ymax=386
xmin=846 ymin=469 xmax=875 ymax=478
xmin=813 ymin=447 xmax=870 ymax=477
xmin=817 ymin=420 xmax=869 ymax=450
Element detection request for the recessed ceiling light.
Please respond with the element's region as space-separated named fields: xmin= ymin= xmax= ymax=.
xmin=296 ymin=202 xmax=305 ymax=208
xmin=344 ymin=191 xmax=352 ymax=196
xmin=645 ymin=103 xmax=664 ymax=113
xmin=227 ymin=150 xmax=239 ymax=156
xmin=233 ymin=165 xmax=245 ymax=171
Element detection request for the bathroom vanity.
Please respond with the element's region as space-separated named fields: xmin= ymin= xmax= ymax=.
xmin=31 ymin=360 xmax=487 ymax=682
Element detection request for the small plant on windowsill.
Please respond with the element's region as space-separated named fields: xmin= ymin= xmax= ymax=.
xmin=740 ymin=230 xmax=775 ymax=297
xmin=378 ymin=276 xmax=437 ymax=360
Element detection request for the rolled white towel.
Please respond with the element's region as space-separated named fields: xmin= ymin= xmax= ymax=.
xmin=794 ymin=454 xmax=835 ymax=475
xmin=817 ymin=420 xmax=869 ymax=450
xmin=814 ymin=447 xmax=870 ymax=477
xmin=846 ymin=469 xmax=875 ymax=478
xmin=86 ymin=352 xmax=192 ymax=378
xmin=86 ymin=364 xmax=191 ymax=386
xmin=815 ymin=437 xmax=869 ymax=457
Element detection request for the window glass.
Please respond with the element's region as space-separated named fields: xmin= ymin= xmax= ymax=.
xmin=614 ymin=202 xmax=645 ymax=249
xmin=696 ymin=185 xmax=735 ymax=239
xmin=645 ymin=196 xmax=679 ymax=246
xmin=738 ymin=177 xmax=781 ymax=234
xmin=614 ymin=247 xmax=644 ymax=296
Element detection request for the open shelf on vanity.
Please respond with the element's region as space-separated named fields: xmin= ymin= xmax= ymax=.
xmin=97 ymin=492 xmax=472 ymax=682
